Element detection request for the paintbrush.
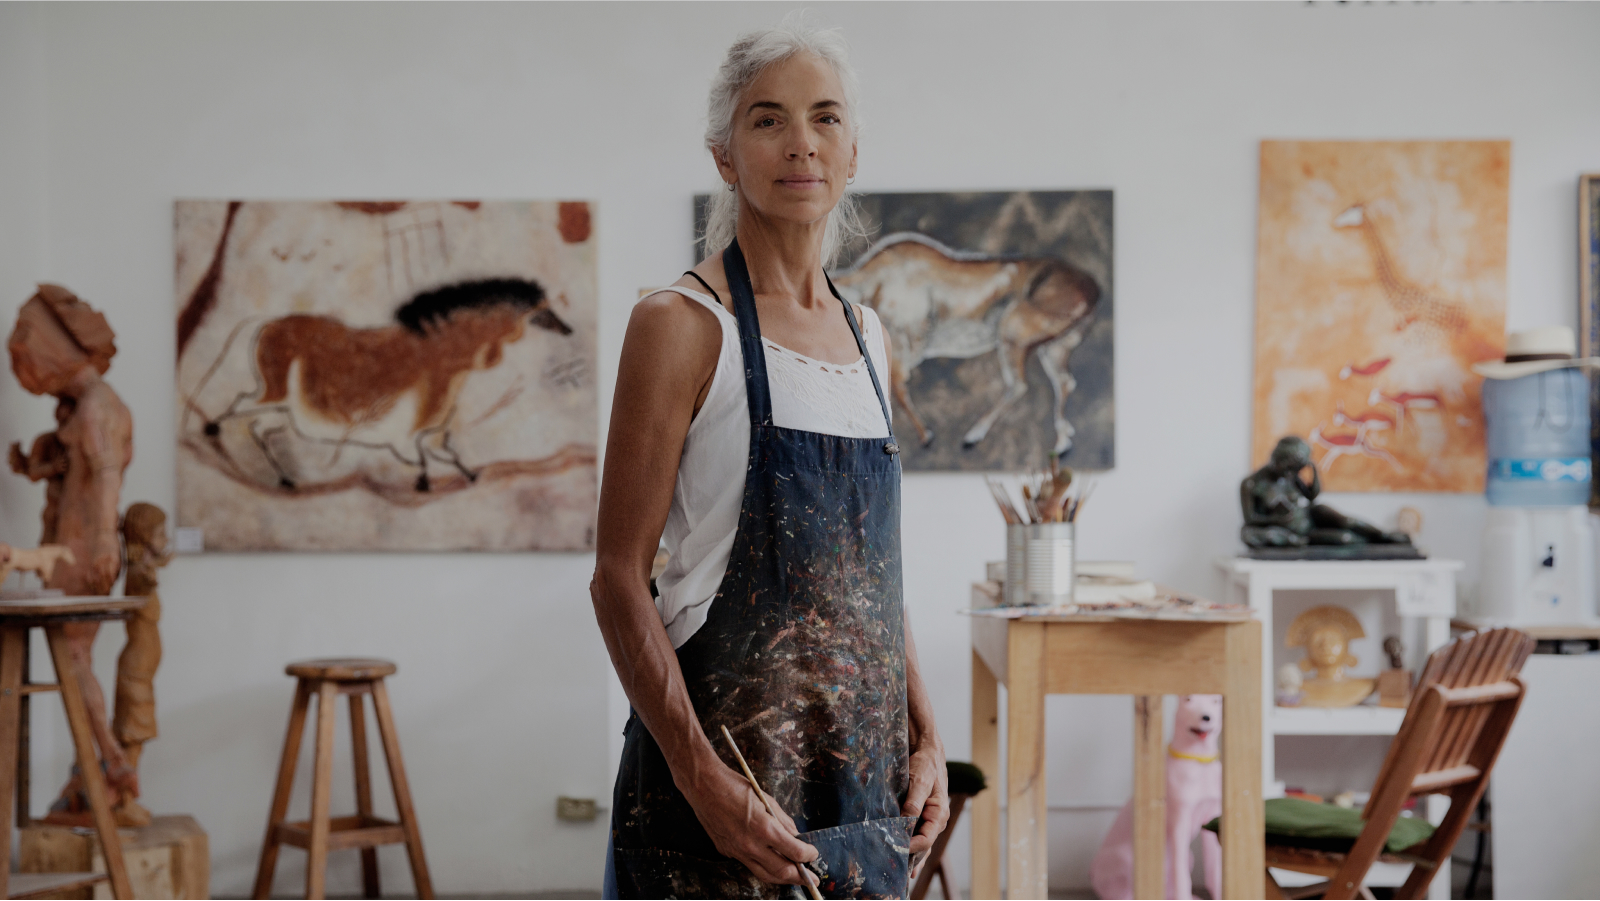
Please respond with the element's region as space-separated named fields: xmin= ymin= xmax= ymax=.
xmin=983 ymin=477 xmax=1022 ymax=525
xmin=720 ymin=725 xmax=824 ymax=900
xmin=1069 ymin=477 xmax=1098 ymax=523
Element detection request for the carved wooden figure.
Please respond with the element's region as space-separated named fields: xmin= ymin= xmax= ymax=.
xmin=111 ymin=503 xmax=170 ymax=828
xmin=6 ymin=284 xmax=141 ymax=820
xmin=0 ymin=543 xmax=76 ymax=588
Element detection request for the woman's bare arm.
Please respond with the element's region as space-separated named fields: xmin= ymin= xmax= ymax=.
xmin=591 ymin=288 xmax=817 ymax=886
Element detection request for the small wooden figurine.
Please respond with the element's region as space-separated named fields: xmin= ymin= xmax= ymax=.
xmin=1286 ymin=605 xmax=1375 ymax=708
xmin=0 ymin=543 xmax=76 ymax=588
xmin=1275 ymin=663 xmax=1304 ymax=707
xmin=7 ymin=284 xmax=141 ymax=822
xmin=111 ymin=503 xmax=171 ymax=827
xmin=1376 ymin=635 xmax=1413 ymax=709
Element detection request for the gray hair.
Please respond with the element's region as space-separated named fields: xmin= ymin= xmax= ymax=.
xmin=700 ymin=13 xmax=868 ymax=267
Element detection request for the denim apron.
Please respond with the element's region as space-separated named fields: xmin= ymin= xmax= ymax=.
xmin=610 ymin=239 xmax=913 ymax=899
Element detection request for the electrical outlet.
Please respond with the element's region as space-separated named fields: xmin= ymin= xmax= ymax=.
xmin=174 ymin=528 xmax=204 ymax=553
xmin=556 ymin=796 xmax=598 ymax=822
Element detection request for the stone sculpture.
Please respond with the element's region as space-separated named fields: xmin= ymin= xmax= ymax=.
xmin=1240 ymin=436 xmax=1421 ymax=559
xmin=6 ymin=284 xmax=141 ymax=821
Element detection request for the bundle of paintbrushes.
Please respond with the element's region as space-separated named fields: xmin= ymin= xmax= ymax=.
xmin=984 ymin=459 xmax=1096 ymax=525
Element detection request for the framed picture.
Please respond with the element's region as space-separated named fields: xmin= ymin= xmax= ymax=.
xmin=1251 ymin=140 xmax=1509 ymax=491
xmin=695 ymin=191 xmax=1114 ymax=473
xmin=175 ymin=200 xmax=598 ymax=551
xmin=1578 ymin=174 xmax=1600 ymax=505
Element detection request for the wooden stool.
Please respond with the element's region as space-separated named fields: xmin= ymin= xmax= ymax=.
xmin=253 ymin=659 xmax=433 ymax=900
xmin=0 ymin=596 xmax=144 ymax=900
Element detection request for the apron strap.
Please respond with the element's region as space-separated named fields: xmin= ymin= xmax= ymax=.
xmin=724 ymin=238 xmax=899 ymax=446
xmin=722 ymin=239 xmax=774 ymax=427
xmin=826 ymin=272 xmax=898 ymax=444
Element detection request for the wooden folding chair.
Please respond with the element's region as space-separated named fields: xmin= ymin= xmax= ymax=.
xmin=1264 ymin=627 xmax=1535 ymax=900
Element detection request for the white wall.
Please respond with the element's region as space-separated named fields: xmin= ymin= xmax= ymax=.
xmin=1 ymin=2 xmax=1596 ymax=896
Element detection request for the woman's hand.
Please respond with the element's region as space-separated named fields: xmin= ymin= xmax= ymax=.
xmin=903 ymin=732 xmax=950 ymax=872
xmin=684 ymin=764 xmax=820 ymax=888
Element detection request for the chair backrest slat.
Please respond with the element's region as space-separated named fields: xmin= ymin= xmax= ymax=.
xmin=1362 ymin=627 xmax=1534 ymax=819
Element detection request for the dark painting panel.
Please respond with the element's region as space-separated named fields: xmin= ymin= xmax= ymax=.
xmin=693 ymin=191 xmax=1114 ymax=473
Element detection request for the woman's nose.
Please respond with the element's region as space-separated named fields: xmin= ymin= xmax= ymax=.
xmin=787 ymin=131 xmax=817 ymax=159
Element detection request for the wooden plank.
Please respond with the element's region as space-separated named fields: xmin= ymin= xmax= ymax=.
xmin=306 ymin=680 xmax=337 ymax=899
xmin=349 ymin=695 xmax=380 ymax=898
xmin=0 ymin=627 xmax=27 ymax=901
xmin=1131 ymin=695 xmax=1165 ymax=900
xmin=0 ymin=598 xmax=144 ymax=618
xmin=1220 ymin=620 xmax=1265 ymax=899
xmin=1044 ymin=622 xmax=1229 ymax=695
xmin=1005 ymin=622 xmax=1047 ymax=900
xmin=5 ymin=871 xmax=107 ymax=898
xmin=1410 ymin=764 xmax=1481 ymax=794
xmin=273 ymin=819 xmax=407 ymax=852
xmin=43 ymin=626 xmax=131 ymax=900
xmin=372 ymin=679 xmax=434 ymax=899
xmin=253 ymin=679 xmax=311 ymax=899
xmin=971 ymin=615 xmax=1009 ymax=689
xmin=970 ymin=648 xmax=1000 ymax=900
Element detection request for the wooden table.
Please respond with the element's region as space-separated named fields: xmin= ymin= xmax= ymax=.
xmin=0 ymin=596 xmax=146 ymax=900
xmin=967 ymin=591 xmax=1265 ymax=899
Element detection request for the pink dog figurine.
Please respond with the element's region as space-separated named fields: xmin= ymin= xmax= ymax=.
xmin=1090 ymin=694 xmax=1222 ymax=900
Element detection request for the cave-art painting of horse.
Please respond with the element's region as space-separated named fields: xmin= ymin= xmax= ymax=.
xmin=175 ymin=200 xmax=598 ymax=551
xmin=697 ymin=190 xmax=1113 ymax=473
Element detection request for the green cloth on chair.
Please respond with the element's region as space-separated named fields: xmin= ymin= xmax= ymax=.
xmin=1203 ymin=797 xmax=1435 ymax=854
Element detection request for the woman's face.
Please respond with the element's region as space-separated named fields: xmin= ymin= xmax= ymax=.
xmin=718 ymin=52 xmax=857 ymax=233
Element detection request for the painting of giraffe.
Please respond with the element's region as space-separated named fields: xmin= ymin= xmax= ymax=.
xmin=1251 ymin=141 xmax=1509 ymax=492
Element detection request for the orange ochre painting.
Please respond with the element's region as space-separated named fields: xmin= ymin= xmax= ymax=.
xmin=175 ymin=200 xmax=597 ymax=551
xmin=1251 ymin=141 xmax=1509 ymax=492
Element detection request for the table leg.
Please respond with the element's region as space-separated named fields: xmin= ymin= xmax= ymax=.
xmin=1132 ymin=695 xmax=1166 ymax=900
xmin=971 ymin=649 xmax=1000 ymax=900
xmin=1006 ymin=623 xmax=1047 ymax=900
xmin=0 ymin=626 xmax=26 ymax=901
xmin=45 ymin=624 xmax=132 ymax=899
xmin=1221 ymin=620 xmax=1265 ymax=899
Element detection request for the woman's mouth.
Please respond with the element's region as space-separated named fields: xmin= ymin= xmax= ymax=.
xmin=779 ymin=175 xmax=826 ymax=189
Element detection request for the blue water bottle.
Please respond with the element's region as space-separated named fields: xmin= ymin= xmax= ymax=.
xmin=1483 ymin=367 xmax=1591 ymax=506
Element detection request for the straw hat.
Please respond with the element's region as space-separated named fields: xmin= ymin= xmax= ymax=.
xmin=1471 ymin=326 xmax=1600 ymax=380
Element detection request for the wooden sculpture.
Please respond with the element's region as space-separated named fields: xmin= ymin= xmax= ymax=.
xmin=6 ymin=284 xmax=141 ymax=821
xmin=0 ymin=543 xmax=76 ymax=588
xmin=1286 ymin=605 xmax=1376 ymax=708
xmin=111 ymin=503 xmax=170 ymax=827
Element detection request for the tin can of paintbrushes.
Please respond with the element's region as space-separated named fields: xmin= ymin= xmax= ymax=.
xmin=1004 ymin=523 xmax=1028 ymax=605
xmin=1024 ymin=521 xmax=1075 ymax=606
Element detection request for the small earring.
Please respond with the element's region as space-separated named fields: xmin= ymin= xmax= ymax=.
xmin=726 ymin=182 xmax=736 ymax=192
xmin=846 ymin=176 xmax=856 ymax=186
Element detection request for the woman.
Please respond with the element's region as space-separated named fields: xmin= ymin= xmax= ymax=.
xmin=590 ymin=17 xmax=948 ymax=900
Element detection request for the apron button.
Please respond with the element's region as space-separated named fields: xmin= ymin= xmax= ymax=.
xmin=884 ymin=442 xmax=900 ymax=455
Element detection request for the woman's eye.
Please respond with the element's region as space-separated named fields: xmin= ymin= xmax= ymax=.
xmin=757 ymin=117 xmax=778 ymax=127
xmin=819 ymin=114 xmax=840 ymax=125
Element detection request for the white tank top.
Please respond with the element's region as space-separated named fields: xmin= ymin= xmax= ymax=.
xmin=647 ymin=286 xmax=893 ymax=647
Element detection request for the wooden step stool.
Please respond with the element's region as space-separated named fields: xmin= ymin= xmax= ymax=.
xmin=253 ymin=659 xmax=433 ymax=900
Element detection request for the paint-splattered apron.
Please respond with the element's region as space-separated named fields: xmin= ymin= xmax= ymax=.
xmin=610 ymin=239 xmax=913 ymax=899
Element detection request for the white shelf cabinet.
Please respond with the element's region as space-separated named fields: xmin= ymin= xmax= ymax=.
xmin=1215 ymin=556 xmax=1461 ymax=899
